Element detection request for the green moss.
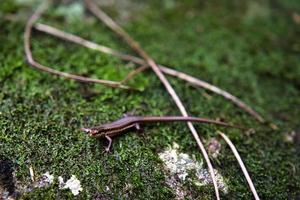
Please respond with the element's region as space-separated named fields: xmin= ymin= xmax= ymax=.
xmin=1 ymin=0 xmax=300 ymax=199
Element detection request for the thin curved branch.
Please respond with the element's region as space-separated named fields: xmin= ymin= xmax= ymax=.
xmin=23 ymin=2 xmax=262 ymax=200
xmin=24 ymin=1 xmax=131 ymax=90
xmin=120 ymin=65 xmax=148 ymax=84
xmin=34 ymin=22 xmax=265 ymax=123
xmin=84 ymin=0 xmax=220 ymax=199
xmin=218 ymin=131 xmax=260 ymax=200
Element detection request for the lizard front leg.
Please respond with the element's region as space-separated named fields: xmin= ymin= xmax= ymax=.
xmin=104 ymin=135 xmax=113 ymax=152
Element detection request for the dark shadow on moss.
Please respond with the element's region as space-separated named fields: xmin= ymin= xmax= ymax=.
xmin=0 ymin=156 xmax=16 ymax=197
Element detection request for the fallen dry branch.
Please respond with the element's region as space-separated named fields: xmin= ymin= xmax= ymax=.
xmin=24 ymin=1 xmax=263 ymax=199
xmin=84 ymin=0 xmax=220 ymax=199
xmin=218 ymin=131 xmax=260 ymax=200
xmin=35 ymin=22 xmax=265 ymax=123
xmin=24 ymin=1 xmax=131 ymax=90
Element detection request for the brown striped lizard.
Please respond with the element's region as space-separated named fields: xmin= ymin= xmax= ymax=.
xmin=81 ymin=115 xmax=244 ymax=151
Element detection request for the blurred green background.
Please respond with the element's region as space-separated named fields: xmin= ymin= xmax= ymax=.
xmin=0 ymin=0 xmax=299 ymax=199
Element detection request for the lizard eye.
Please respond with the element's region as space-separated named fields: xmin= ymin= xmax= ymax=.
xmin=90 ymin=129 xmax=99 ymax=135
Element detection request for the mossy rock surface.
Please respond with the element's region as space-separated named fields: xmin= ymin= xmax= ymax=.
xmin=0 ymin=0 xmax=299 ymax=199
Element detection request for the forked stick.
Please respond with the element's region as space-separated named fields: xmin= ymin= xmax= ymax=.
xmin=35 ymin=22 xmax=265 ymax=123
xmin=218 ymin=131 xmax=260 ymax=200
xmin=84 ymin=0 xmax=220 ymax=199
xmin=26 ymin=2 xmax=261 ymax=199
xmin=24 ymin=1 xmax=131 ymax=90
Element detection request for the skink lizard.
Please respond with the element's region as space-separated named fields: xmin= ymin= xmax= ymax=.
xmin=81 ymin=115 xmax=244 ymax=151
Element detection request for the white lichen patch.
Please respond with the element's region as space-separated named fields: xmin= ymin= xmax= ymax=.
xmin=24 ymin=172 xmax=83 ymax=196
xmin=0 ymin=186 xmax=13 ymax=200
xmin=58 ymin=175 xmax=83 ymax=196
xmin=284 ymin=131 xmax=297 ymax=143
xmin=194 ymin=169 xmax=228 ymax=193
xmin=33 ymin=172 xmax=54 ymax=188
xmin=159 ymin=142 xmax=228 ymax=197
xmin=165 ymin=176 xmax=189 ymax=200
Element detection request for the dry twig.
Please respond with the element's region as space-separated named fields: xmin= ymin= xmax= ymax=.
xmin=84 ymin=0 xmax=220 ymax=199
xmin=24 ymin=1 xmax=131 ymax=90
xmin=25 ymin=2 xmax=263 ymax=199
xmin=35 ymin=22 xmax=265 ymax=123
xmin=120 ymin=65 xmax=148 ymax=84
xmin=218 ymin=131 xmax=260 ymax=200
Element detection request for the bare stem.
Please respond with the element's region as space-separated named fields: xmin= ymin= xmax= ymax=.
xmin=26 ymin=2 xmax=264 ymax=199
xmin=84 ymin=0 xmax=220 ymax=199
xmin=24 ymin=1 xmax=131 ymax=90
xmin=218 ymin=131 xmax=260 ymax=200
xmin=35 ymin=22 xmax=265 ymax=123
xmin=120 ymin=65 xmax=148 ymax=84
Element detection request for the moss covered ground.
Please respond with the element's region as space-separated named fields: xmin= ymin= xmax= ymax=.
xmin=1 ymin=0 xmax=300 ymax=199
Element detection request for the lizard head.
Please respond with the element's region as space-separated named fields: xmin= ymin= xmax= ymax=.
xmin=81 ymin=126 xmax=105 ymax=137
